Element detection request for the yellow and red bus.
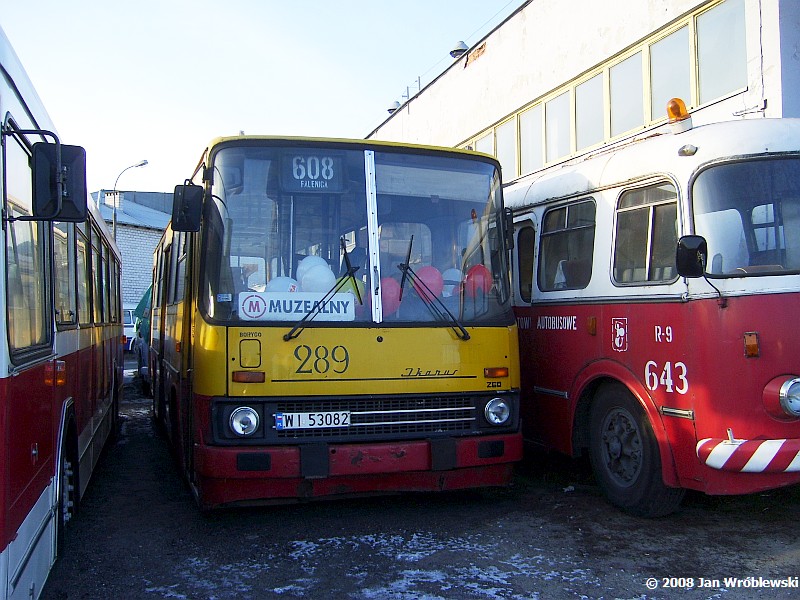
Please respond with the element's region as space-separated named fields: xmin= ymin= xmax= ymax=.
xmin=150 ymin=136 xmax=521 ymax=509
xmin=507 ymin=103 xmax=800 ymax=516
xmin=1 ymin=26 xmax=123 ymax=600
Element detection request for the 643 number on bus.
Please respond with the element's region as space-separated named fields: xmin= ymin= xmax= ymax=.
xmin=644 ymin=360 xmax=688 ymax=394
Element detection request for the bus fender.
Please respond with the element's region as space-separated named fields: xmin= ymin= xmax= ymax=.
xmin=570 ymin=358 xmax=681 ymax=488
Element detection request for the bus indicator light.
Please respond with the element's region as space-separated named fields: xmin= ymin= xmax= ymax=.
xmin=743 ymin=332 xmax=760 ymax=358
xmin=44 ymin=360 xmax=66 ymax=386
xmin=587 ymin=316 xmax=597 ymax=336
xmin=232 ymin=371 xmax=266 ymax=383
xmin=484 ymin=367 xmax=509 ymax=378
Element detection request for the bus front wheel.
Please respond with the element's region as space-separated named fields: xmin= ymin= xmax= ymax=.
xmin=589 ymin=383 xmax=684 ymax=517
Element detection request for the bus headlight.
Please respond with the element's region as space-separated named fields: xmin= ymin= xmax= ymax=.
xmin=779 ymin=379 xmax=800 ymax=417
xmin=484 ymin=398 xmax=510 ymax=425
xmin=763 ymin=376 xmax=800 ymax=420
xmin=229 ymin=406 xmax=260 ymax=436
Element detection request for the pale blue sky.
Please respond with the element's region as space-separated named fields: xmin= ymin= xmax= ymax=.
xmin=2 ymin=0 xmax=522 ymax=194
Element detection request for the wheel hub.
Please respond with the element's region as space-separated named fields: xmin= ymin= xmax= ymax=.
xmin=601 ymin=408 xmax=642 ymax=486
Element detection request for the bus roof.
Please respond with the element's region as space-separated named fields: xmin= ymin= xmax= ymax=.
xmin=183 ymin=135 xmax=501 ymax=183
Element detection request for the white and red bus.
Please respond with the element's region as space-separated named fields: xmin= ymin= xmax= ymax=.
xmin=507 ymin=102 xmax=800 ymax=516
xmin=0 ymin=27 xmax=124 ymax=599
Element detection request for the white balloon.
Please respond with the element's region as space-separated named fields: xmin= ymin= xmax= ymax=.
xmin=265 ymin=276 xmax=298 ymax=292
xmin=296 ymin=256 xmax=329 ymax=283
xmin=301 ymin=264 xmax=336 ymax=292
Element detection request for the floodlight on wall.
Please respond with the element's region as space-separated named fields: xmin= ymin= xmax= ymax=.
xmin=387 ymin=101 xmax=401 ymax=114
xmin=450 ymin=41 xmax=468 ymax=58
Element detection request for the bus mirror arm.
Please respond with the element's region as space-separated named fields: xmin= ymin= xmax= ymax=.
xmin=3 ymin=129 xmax=88 ymax=223
xmin=676 ymin=235 xmax=725 ymax=305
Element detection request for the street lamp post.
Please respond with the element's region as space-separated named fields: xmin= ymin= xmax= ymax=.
xmin=112 ymin=159 xmax=148 ymax=239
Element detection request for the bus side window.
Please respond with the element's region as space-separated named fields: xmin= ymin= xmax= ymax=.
xmin=614 ymin=183 xmax=677 ymax=284
xmin=516 ymin=224 xmax=535 ymax=303
xmin=538 ymin=199 xmax=596 ymax=292
xmin=5 ymin=130 xmax=51 ymax=355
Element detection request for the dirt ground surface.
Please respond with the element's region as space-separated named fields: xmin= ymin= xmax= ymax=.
xmin=41 ymin=360 xmax=800 ymax=600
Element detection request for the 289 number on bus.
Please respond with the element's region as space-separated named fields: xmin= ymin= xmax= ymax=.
xmin=294 ymin=344 xmax=350 ymax=374
xmin=644 ymin=360 xmax=688 ymax=394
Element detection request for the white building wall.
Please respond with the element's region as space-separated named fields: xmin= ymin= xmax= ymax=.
xmin=369 ymin=0 xmax=797 ymax=158
xmin=116 ymin=226 xmax=160 ymax=306
xmin=777 ymin=0 xmax=800 ymax=117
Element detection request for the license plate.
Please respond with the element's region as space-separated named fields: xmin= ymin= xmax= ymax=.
xmin=275 ymin=411 xmax=350 ymax=430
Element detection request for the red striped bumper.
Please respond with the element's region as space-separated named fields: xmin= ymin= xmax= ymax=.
xmin=696 ymin=437 xmax=800 ymax=473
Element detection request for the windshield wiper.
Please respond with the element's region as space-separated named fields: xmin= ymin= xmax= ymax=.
xmin=396 ymin=262 xmax=471 ymax=341
xmin=283 ymin=240 xmax=363 ymax=341
xmin=339 ymin=237 xmax=363 ymax=305
xmin=398 ymin=235 xmax=414 ymax=302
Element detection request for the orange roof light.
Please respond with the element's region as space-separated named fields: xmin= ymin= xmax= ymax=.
xmin=666 ymin=98 xmax=690 ymax=123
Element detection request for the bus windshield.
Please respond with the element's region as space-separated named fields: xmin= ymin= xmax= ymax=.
xmin=693 ymin=157 xmax=800 ymax=276
xmin=200 ymin=142 xmax=512 ymax=325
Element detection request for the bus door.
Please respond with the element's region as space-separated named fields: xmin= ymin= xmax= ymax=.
xmin=514 ymin=198 xmax=600 ymax=451
xmin=152 ymin=237 xmax=171 ymax=425
xmin=166 ymin=230 xmax=192 ymax=470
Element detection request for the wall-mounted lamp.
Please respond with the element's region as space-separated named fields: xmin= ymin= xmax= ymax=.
xmin=450 ymin=41 xmax=468 ymax=58
xmin=387 ymin=101 xmax=401 ymax=114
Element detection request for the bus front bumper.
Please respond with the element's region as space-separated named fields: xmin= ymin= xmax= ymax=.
xmin=193 ymin=433 xmax=523 ymax=508
xmin=696 ymin=437 xmax=800 ymax=473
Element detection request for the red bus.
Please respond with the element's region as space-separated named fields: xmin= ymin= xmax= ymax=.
xmin=507 ymin=103 xmax=800 ymax=516
xmin=0 ymin=27 xmax=123 ymax=599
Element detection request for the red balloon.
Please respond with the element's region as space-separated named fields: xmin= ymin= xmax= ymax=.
xmin=465 ymin=265 xmax=491 ymax=298
xmin=381 ymin=277 xmax=401 ymax=315
xmin=413 ymin=266 xmax=443 ymax=302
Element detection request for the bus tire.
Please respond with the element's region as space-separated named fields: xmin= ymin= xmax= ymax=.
xmin=589 ymin=383 xmax=684 ymax=517
xmin=56 ymin=431 xmax=78 ymax=556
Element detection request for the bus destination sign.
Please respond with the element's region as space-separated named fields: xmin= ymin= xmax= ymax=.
xmin=280 ymin=152 xmax=345 ymax=193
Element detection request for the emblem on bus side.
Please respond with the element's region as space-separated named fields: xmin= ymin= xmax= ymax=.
xmin=612 ymin=318 xmax=628 ymax=352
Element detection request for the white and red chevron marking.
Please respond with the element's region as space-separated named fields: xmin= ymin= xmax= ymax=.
xmin=696 ymin=438 xmax=800 ymax=473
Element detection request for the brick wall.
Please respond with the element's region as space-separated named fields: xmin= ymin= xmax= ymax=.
xmin=117 ymin=225 xmax=162 ymax=306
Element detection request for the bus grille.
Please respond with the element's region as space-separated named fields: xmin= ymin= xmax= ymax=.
xmin=273 ymin=396 xmax=477 ymax=439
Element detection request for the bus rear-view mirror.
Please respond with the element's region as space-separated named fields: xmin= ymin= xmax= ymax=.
xmin=32 ymin=142 xmax=88 ymax=222
xmin=172 ymin=183 xmax=203 ymax=232
xmin=676 ymin=234 xmax=708 ymax=278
